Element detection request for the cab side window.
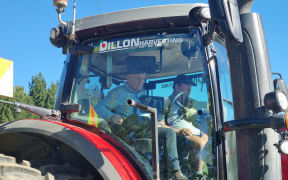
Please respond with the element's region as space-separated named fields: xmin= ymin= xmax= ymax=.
xmin=214 ymin=40 xmax=238 ymax=180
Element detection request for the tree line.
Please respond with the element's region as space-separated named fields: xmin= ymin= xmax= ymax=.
xmin=0 ymin=73 xmax=58 ymax=123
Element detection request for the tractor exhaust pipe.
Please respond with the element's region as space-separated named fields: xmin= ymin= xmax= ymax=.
xmin=127 ymin=99 xmax=160 ymax=180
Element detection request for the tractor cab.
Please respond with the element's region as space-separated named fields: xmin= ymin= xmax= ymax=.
xmin=49 ymin=2 xmax=288 ymax=180
xmin=68 ymin=26 xmax=217 ymax=179
xmin=50 ymin=4 xmax=234 ymax=179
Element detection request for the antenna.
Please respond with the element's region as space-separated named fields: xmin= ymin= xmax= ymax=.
xmin=53 ymin=0 xmax=68 ymax=26
xmin=52 ymin=0 xmax=77 ymax=42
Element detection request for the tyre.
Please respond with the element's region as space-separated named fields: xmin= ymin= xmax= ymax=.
xmin=0 ymin=153 xmax=54 ymax=180
xmin=39 ymin=164 xmax=94 ymax=180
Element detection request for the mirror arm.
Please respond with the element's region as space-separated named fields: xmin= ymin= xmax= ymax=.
xmin=223 ymin=114 xmax=288 ymax=132
xmin=202 ymin=20 xmax=216 ymax=46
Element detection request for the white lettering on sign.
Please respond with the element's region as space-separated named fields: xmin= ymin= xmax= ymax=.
xmin=98 ymin=37 xmax=183 ymax=53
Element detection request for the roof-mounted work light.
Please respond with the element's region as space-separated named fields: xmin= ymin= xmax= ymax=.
xmin=199 ymin=7 xmax=211 ymax=22
xmin=53 ymin=0 xmax=68 ymax=9
xmin=264 ymin=90 xmax=288 ymax=113
xmin=52 ymin=0 xmax=77 ymax=43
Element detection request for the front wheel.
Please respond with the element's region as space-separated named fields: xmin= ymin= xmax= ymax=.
xmin=0 ymin=154 xmax=54 ymax=180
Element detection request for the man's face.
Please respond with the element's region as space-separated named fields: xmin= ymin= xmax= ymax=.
xmin=175 ymin=83 xmax=191 ymax=96
xmin=127 ymin=73 xmax=146 ymax=92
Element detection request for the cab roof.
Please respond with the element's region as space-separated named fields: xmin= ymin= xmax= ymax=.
xmin=66 ymin=4 xmax=207 ymax=40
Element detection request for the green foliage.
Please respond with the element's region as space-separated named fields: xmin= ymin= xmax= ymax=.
xmin=45 ymin=82 xmax=58 ymax=109
xmin=0 ymin=102 xmax=14 ymax=123
xmin=14 ymin=86 xmax=38 ymax=120
xmin=0 ymin=73 xmax=58 ymax=123
xmin=29 ymin=73 xmax=47 ymax=107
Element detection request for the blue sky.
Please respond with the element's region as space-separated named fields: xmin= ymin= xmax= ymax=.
xmin=0 ymin=1 xmax=287 ymax=92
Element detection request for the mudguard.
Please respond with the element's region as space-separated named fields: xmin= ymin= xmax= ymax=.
xmin=282 ymin=154 xmax=288 ymax=179
xmin=0 ymin=119 xmax=142 ymax=180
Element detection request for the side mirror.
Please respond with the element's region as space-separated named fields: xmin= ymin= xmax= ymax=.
xmin=208 ymin=0 xmax=243 ymax=44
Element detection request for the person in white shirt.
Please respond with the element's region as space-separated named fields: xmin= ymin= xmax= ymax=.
xmin=161 ymin=74 xmax=208 ymax=179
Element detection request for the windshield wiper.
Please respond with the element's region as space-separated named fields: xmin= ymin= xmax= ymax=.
xmin=0 ymin=100 xmax=60 ymax=120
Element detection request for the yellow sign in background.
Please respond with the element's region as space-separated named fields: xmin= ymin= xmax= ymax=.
xmin=0 ymin=58 xmax=13 ymax=97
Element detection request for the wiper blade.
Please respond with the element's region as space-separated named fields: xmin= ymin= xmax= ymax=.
xmin=0 ymin=100 xmax=60 ymax=120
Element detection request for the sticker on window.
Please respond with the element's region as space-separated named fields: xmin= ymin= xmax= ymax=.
xmin=95 ymin=37 xmax=184 ymax=53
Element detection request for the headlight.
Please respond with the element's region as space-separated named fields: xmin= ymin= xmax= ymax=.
xmin=264 ymin=90 xmax=288 ymax=113
xmin=200 ymin=7 xmax=211 ymax=21
xmin=280 ymin=140 xmax=288 ymax=155
xmin=277 ymin=91 xmax=288 ymax=111
xmin=50 ymin=27 xmax=60 ymax=40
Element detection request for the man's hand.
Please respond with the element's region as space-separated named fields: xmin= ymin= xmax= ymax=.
xmin=178 ymin=128 xmax=194 ymax=136
xmin=111 ymin=114 xmax=123 ymax=125
xmin=181 ymin=107 xmax=197 ymax=120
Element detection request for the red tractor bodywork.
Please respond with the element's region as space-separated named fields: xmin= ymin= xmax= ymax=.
xmin=48 ymin=120 xmax=142 ymax=179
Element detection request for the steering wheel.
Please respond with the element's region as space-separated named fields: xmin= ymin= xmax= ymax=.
xmin=139 ymin=95 xmax=152 ymax=105
xmin=172 ymin=91 xmax=188 ymax=109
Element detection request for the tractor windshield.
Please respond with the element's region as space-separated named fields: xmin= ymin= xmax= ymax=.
xmin=70 ymin=28 xmax=216 ymax=179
